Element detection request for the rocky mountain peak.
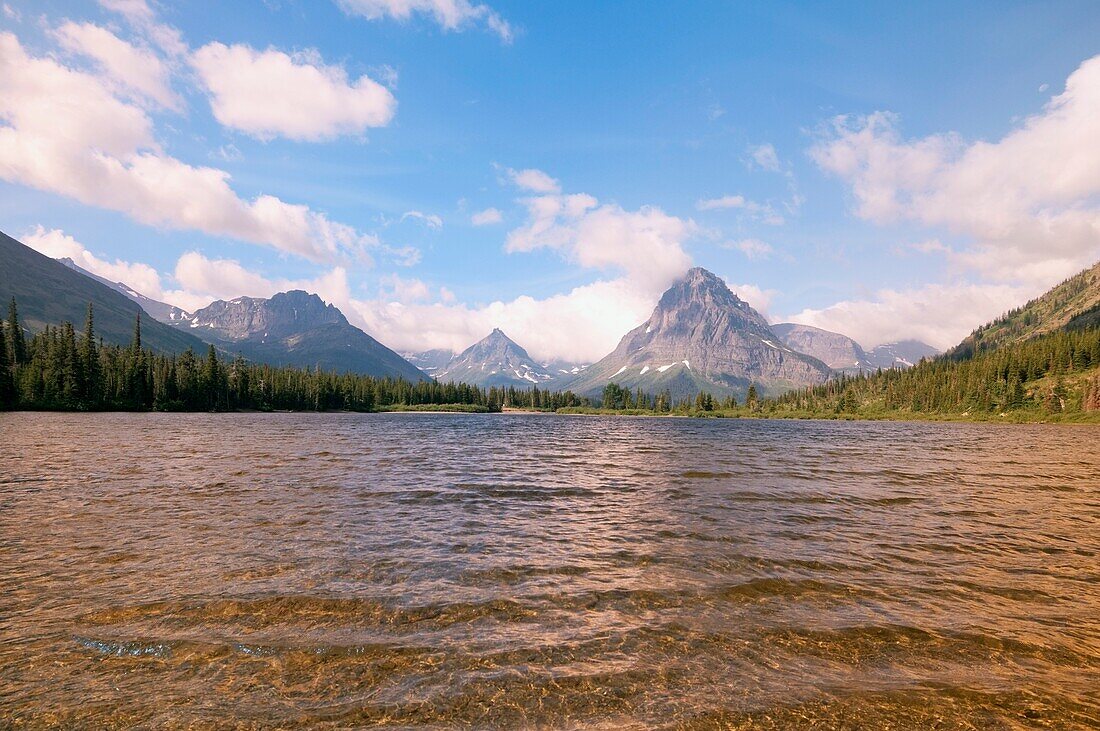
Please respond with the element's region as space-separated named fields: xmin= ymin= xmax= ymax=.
xmin=187 ymin=290 xmax=346 ymax=341
xmin=436 ymin=329 xmax=553 ymax=387
xmin=564 ymin=267 xmax=831 ymax=399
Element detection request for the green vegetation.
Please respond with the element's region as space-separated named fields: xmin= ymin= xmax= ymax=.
xmin=0 ymin=230 xmax=206 ymax=354
xmin=0 ymin=299 xmax=506 ymax=413
xmin=947 ymin=260 xmax=1100 ymax=359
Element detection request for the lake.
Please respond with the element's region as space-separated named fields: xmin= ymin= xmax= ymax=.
xmin=1 ymin=412 xmax=1098 ymax=729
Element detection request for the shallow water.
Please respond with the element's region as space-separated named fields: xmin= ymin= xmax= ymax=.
xmin=1 ymin=412 xmax=1098 ymax=729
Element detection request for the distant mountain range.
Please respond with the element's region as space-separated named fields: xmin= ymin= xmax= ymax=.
xmin=0 ymin=231 xmax=205 ymax=354
xmin=172 ymin=291 xmax=427 ymax=381
xmin=563 ymin=268 xmax=833 ymax=399
xmin=2 ymin=228 xmax=947 ymax=396
xmin=771 ymin=324 xmax=938 ymax=373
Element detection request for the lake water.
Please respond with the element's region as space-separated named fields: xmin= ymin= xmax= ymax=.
xmin=1 ymin=412 xmax=1098 ymax=729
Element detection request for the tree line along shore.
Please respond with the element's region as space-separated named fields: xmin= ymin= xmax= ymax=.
xmin=1 ymin=297 xmax=1098 ymax=422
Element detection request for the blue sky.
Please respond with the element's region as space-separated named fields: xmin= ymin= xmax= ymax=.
xmin=2 ymin=0 xmax=1098 ymax=361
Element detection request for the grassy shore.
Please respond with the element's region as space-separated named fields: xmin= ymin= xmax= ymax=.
xmin=375 ymin=403 xmax=493 ymax=413
xmin=546 ymin=405 xmax=1100 ymax=424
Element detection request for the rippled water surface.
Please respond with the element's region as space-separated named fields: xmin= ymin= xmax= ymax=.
xmin=1 ymin=412 xmax=1099 ymax=729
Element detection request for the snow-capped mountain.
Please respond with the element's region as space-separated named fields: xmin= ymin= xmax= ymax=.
xmin=435 ymin=329 xmax=556 ymax=387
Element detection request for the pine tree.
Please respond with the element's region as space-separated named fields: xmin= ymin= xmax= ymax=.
xmin=0 ymin=322 xmax=11 ymax=407
xmin=81 ymin=304 xmax=100 ymax=408
xmin=131 ymin=311 xmax=142 ymax=352
xmin=7 ymin=297 xmax=26 ymax=366
xmin=746 ymin=384 xmax=759 ymax=411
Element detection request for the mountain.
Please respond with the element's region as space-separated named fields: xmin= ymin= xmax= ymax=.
xmin=866 ymin=340 xmax=939 ymax=369
xmin=435 ymin=329 xmax=555 ymax=387
xmin=403 ymin=349 xmax=455 ymax=378
xmin=58 ymin=257 xmax=188 ymax=324
xmin=0 ymin=230 xmax=206 ymax=353
xmin=175 ymin=290 xmax=426 ymax=381
xmin=772 ymin=323 xmax=873 ymax=372
xmin=773 ymin=324 xmax=938 ymax=372
xmin=947 ymin=260 xmax=1100 ymax=359
xmin=564 ymin=268 xmax=832 ymax=400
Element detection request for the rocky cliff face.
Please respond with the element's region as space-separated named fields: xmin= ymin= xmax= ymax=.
xmin=178 ymin=290 xmax=426 ymax=381
xmin=772 ymin=323 xmax=872 ymax=372
xmin=436 ymin=329 xmax=554 ymax=387
xmin=565 ymin=268 xmax=832 ymax=399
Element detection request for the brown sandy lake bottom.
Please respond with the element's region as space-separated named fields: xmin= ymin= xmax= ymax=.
xmin=1 ymin=412 xmax=1098 ymax=729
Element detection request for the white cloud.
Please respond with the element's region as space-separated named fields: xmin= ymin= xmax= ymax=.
xmin=506 ymin=188 xmax=694 ymax=293
xmin=507 ymin=167 xmax=560 ymax=193
xmin=168 ymin=251 xmax=352 ymax=311
xmin=748 ymin=143 xmax=781 ymax=172
xmin=401 ymin=210 xmax=443 ymax=229
xmin=22 ymin=226 xmax=166 ymax=301
xmin=726 ymin=281 xmax=777 ymax=318
xmin=351 ymin=277 xmax=659 ymax=363
xmin=724 ymin=238 xmax=773 ymax=260
xmin=190 ymin=43 xmax=396 ymax=142
xmin=695 ymin=194 xmax=784 ymax=225
xmin=97 ymin=0 xmax=187 ymax=57
xmin=811 ymin=54 xmax=1100 ymax=286
xmin=470 ymin=207 xmax=502 ymax=225
xmin=2 ymin=3 xmax=20 ymax=21
xmin=785 ymin=282 xmax=1033 ymax=350
xmin=0 ymin=31 xmax=396 ymax=264
xmin=336 ymin=0 xmax=513 ymax=42
xmin=53 ymin=21 xmax=181 ymax=111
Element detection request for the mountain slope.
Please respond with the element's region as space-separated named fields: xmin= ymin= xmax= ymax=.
xmin=176 ymin=291 xmax=427 ymax=381
xmin=948 ymin=260 xmax=1100 ymax=359
xmin=772 ymin=323 xmax=872 ymax=372
xmin=59 ymin=257 xmax=188 ymax=324
xmin=436 ymin=329 xmax=555 ymax=387
xmin=565 ymin=268 xmax=831 ymax=399
xmin=0 ymin=230 xmax=206 ymax=353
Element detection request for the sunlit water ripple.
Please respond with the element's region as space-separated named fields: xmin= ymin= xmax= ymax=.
xmin=1 ymin=412 xmax=1098 ymax=729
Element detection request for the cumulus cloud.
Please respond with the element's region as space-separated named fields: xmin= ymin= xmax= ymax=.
xmin=785 ymin=282 xmax=1032 ymax=350
xmin=336 ymin=0 xmax=513 ymax=42
xmin=22 ymin=226 xmax=166 ymax=301
xmin=169 ymin=251 xmax=352 ymax=310
xmin=726 ymin=281 xmax=777 ymax=318
xmin=53 ymin=21 xmax=181 ymax=111
xmin=470 ymin=207 xmax=502 ymax=225
xmin=351 ymin=277 xmax=661 ymax=362
xmin=0 ymin=31 xmax=396 ymax=264
xmin=190 ymin=43 xmax=396 ymax=141
xmin=505 ymin=189 xmax=695 ymax=293
xmin=507 ymin=167 xmax=560 ymax=193
xmin=811 ymin=54 xmax=1100 ymax=285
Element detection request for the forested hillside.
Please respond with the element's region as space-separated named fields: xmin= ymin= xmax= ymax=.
xmin=948 ymin=260 xmax=1100 ymax=359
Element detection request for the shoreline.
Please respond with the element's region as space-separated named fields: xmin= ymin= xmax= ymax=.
xmin=4 ymin=407 xmax=1098 ymax=425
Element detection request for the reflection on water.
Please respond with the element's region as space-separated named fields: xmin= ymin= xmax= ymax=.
xmin=1 ymin=412 xmax=1098 ymax=729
